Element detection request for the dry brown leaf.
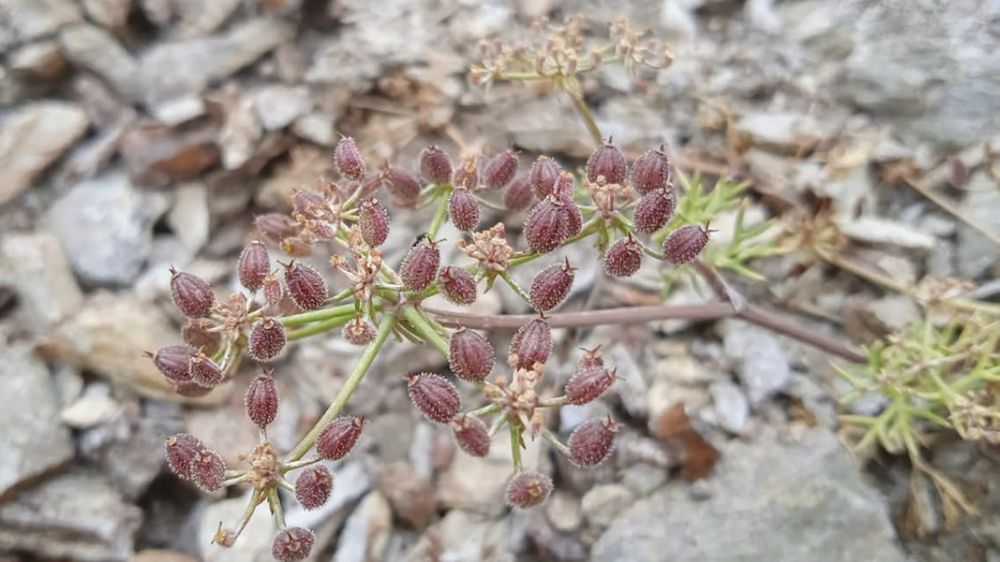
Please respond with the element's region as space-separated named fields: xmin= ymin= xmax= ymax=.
xmin=654 ymin=403 xmax=721 ymax=482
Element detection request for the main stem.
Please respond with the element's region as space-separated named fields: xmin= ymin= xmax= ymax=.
xmin=286 ymin=309 xmax=398 ymax=461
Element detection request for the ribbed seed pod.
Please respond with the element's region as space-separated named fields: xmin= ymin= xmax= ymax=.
xmin=603 ymin=237 xmax=643 ymax=277
xmin=505 ymin=471 xmax=553 ymax=508
xmin=448 ymin=187 xmax=480 ymax=231
xmin=567 ymin=418 xmax=618 ymax=467
xmin=449 ymin=328 xmax=494 ymax=382
xmin=164 ymin=433 xmax=203 ymax=479
xmin=272 ymin=527 xmax=315 ymax=562
xmin=358 ymin=199 xmax=389 ymax=247
xmin=249 ymin=317 xmax=286 ymax=362
xmin=292 ymin=190 xmax=325 ymax=217
xmin=419 ymin=145 xmax=453 ymax=185
xmin=510 ymin=318 xmax=552 ymax=370
xmin=504 ymin=175 xmax=534 ymax=211
xmin=262 ymin=272 xmax=283 ymax=306
xmin=381 ymin=166 xmax=421 ymax=207
xmin=561 ymin=195 xmax=583 ymax=237
xmin=182 ymin=318 xmax=221 ymax=355
xmin=407 ymin=373 xmax=461 ymax=423
xmin=400 ymin=238 xmax=440 ymax=291
xmin=576 ymin=346 xmax=605 ymax=371
xmin=342 ymin=316 xmax=376 ymax=346
xmin=191 ymin=447 xmax=226 ymax=491
xmin=283 ymin=262 xmax=327 ymax=310
xmin=245 ymin=370 xmax=279 ymax=427
xmin=452 ymin=157 xmax=479 ymax=190
xmin=316 ymin=416 xmax=366 ymax=460
xmin=255 ymin=213 xmax=298 ymax=243
xmin=334 ymin=136 xmax=366 ymax=180
xmin=174 ymin=380 xmax=212 ymax=397
xmin=528 ymin=156 xmax=561 ymax=198
xmin=451 ymin=415 xmax=491 ymax=457
xmin=295 ymin=465 xmax=333 ymax=510
xmin=586 ymin=139 xmax=628 ymax=184
xmin=238 ymin=241 xmax=270 ymax=292
xmin=529 ymin=260 xmax=575 ymax=312
xmin=524 ymin=196 xmax=568 ymax=254
xmin=438 ymin=266 xmax=477 ymax=305
xmin=565 ymin=365 xmax=617 ymax=405
xmin=663 ymin=225 xmax=710 ymax=265
xmin=169 ymin=268 xmax=214 ymax=318
xmin=633 ymin=187 xmax=676 ymax=234
xmin=630 ymin=146 xmax=672 ymax=194
xmin=189 ymin=351 xmax=224 ymax=387
xmin=484 ymin=149 xmax=519 ymax=189
xmin=151 ymin=344 xmax=196 ymax=383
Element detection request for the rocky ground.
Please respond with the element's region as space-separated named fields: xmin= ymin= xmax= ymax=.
xmin=1 ymin=0 xmax=999 ymax=561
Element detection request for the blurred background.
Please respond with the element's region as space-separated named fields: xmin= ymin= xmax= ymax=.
xmin=1 ymin=0 xmax=999 ymax=561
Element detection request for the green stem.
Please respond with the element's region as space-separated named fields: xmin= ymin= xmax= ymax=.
xmin=510 ymin=424 xmax=523 ymax=472
xmin=286 ymin=314 xmax=354 ymax=340
xmin=500 ymin=271 xmax=532 ymax=304
xmin=401 ymin=305 xmax=450 ymax=358
xmin=267 ymin=487 xmax=285 ymax=528
xmin=509 ymin=218 xmax=602 ymax=267
xmin=566 ymin=88 xmax=602 ymax=146
xmin=427 ymin=194 xmax=451 ymax=239
xmin=286 ymin=310 xmax=398 ymax=461
xmin=281 ymin=303 xmax=358 ymax=327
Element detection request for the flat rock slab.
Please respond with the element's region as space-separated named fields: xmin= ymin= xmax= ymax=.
xmin=592 ymin=427 xmax=908 ymax=562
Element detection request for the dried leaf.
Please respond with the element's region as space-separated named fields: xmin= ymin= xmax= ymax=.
xmin=654 ymin=403 xmax=720 ymax=481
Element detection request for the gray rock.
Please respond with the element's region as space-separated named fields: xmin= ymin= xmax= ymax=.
xmin=9 ymin=40 xmax=66 ymax=80
xmin=0 ymin=231 xmax=84 ymax=332
xmin=333 ymin=491 xmax=393 ymax=562
xmin=59 ymin=23 xmax=140 ymax=100
xmin=545 ymin=491 xmax=583 ymax=532
xmin=81 ymin=0 xmax=132 ymax=30
xmin=580 ymin=484 xmax=636 ymax=531
xmin=199 ymin=490 xmax=274 ymax=562
xmin=0 ymin=0 xmax=82 ymax=45
xmin=957 ymin=171 xmax=1000 ymax=279
xmin=0 ymin=101 xmax=89 ymax=207
xmin=0 ymin=470 xmax=142 ymax=562
xmin=252 ymin=84 xmax=312 ymax=130
xmin=723 ymin=320 xmax=791 ymax=406
xmin=291 ymin=111 xmax=336 ymax=146
xmin=0 ymin=344 xmax=74 ymax=501
xmin=405 ymin=508 xmax=512 ymax=562
xmin=592 ymin=428 xmax=907 ymax=562
xmin=47 ymin=172 xmax=167 ymax=286
xmin=709 ymin=380 xmax=750 ymax=435
xmin=166 ymin=182 xmax=210 ymax=254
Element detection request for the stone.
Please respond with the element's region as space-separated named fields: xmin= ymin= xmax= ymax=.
xmin=838 ymin=216 xmax=936 ymax=251
xmin=81 ymin=0 xmax=132 ymax=29
xmin=722 ymin=320 xmax=791 ymax=406
xmin=377 ymin=462 xmax=436 ymax=529
xmin=405 ymin=508 xmax=509 ymax=562
xmin=0 ymin=231 xmax=84 ymax=332
xmin=580 ymin=484 xmax=635 ymax=531
xmin=120 ymin=123 xmax=220 ymax=185
xmin=291 ymin=112 xmax=336 ymax=146
xmin=333 ymin=491 xmax=393 ymax=562
xmin=60 ymin=382 xmax=120 ymax=428
xmin=0 ymin=344 xmax=74 ymax=501
xmin=735 ymin=111 xmax=826 ymax=153
xmin=438 ymin=430 xmax=545 ymax=516
xmin=958 ymin=171 xmax=1000 ymax=279
xmin=0 ymin=470 xmax=142 ymax=562
xmin=253 ymin=84 xmax=312 ymax=130
xmin=198 ymin=490 xmax=274 ymax=562
xmin=0 ymin=101 xmax=89 ymax=207
xmin=9 ymin=40 xmax=66 ymax=80
xmin=133 ymin=550 xmax=197 ymax=562
xmin=211 ymin=85 xmax=261 ymax=170
xmin=545 ymin=491 xmax=583 ymax=532
xmin=47 ymin=172 xmax=167 ymax=286
xmin=166 ymin=183 xmax=210 ymax=254
xmin=591 ymin=428 xmax=907 ymax=562
xmin=59 ymin=23 xmax=140 ymax=101
xmin=0 ymin=0 xmax=81 ymax=44
xmin=709 ymin=380 xmax=750 ymax=435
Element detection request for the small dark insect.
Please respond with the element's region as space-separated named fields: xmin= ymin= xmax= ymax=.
xmin=412 ymin=233 xmax=428 ymax=246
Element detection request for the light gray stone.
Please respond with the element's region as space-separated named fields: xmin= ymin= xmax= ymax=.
xmin=253 ymin=84 xmax=312 ymax=130
xmin=723 ymin=321 xmax=791 ymax=406
xmin=333 ymin=491 xmax=393 ymax=562
xmin=0 ymin=0 xmax=82 ymax=44
xmin=709 ymin=380 xmax=750 ymax=435
xmin=581 ymin=484 xmax=636 ymax=531
xmin=0 ymin=231 xmax=83 ymax=331
xmin=592 ymin=428 xmax=908 ymax=562
xmin=59 ymin=23 xmax=140 ymax=100
xmin=958 ymin=172 xmax=1000 ymax=279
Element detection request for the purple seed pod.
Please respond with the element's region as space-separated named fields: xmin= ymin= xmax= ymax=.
xmin=448 ymin=187 xmax=481 ymax=231
xmin=249 ymin=317 xmax=286 ymax=362
xmin=663 ymin=224 xmax=710 ymax=265
xmin=529 ymin=260 xmax=575 ymax=312
xmin=603 ymin=237 xmax=643 ymax=278
xmin=449 ymin=328 xmax=494 ymax=382
xmin=342 ymin=316 xmax=376 ymax=346
xmin=150 ymin=344 xmax=196 ymax=383
xmin=633 ymin=187 xmax=676 ymax=234
xmin=174 ymin=380 xmax=212 ymax=397
xmin=164 ymin=433 xmax=203 ymax=479
xmin=631 ymin=146 xmax=672 ymax=194
xmin=510 ymin=317 xmax=552 ymax=370
xmin=551 ymin=171 xmax=575 ymax=200
xmin=282 ymin=261 xmax=327 ymax=311
xmin=586 ymin=139 xmax=628 ymax=184
xmin=560 ymin=194 xmax=583 ymax=237
xmin=528 ymin=156 xmax=562 ymax=198
xmin=334 ymin=136 xmax=366 ymax=180
xmin=358 ymin=174 xmax=382 ymax=200
xmin=291 ymin=191 xmax=325 ymax=218
xmin=438 ymin=266 xmax=477 ymax=305
xmin=358 ymin=199 xmax=390 ymax=247
xmin=567 ymin=417 xmax=618 ymax=467
xmin=255 ymin=213 xmax=298 ymax=243
xmin=505 ymin=471 xmax=553 ymax=508
xmin=182 ymin=318 xmax=222 ymax=355
xmin=577 ymin=346 xmax=605 ymax=370
xmin=295 ymin=465 xmax=333 ymax=510
xmin=453 ymin=157 xmax=479 ymax=190
xmin=191 ymin=447 xmax=226 ymax=492
xmin=169 ymin=268 xmax=214 ymax=318
xmin=381 ymin=166 xmax=421 ymax=208
xmin=189 ymin=351 xmax=224 ymax=388
xmin=407 ymin=372 xmax=461 ymax=423
xmin=483 ymin=149 xmax=519 ymax=189
xmin=565 ymin=365 xmax=618 ymax=405
xmin=245 ymin=370 xmax=279 ymax=427
xmin=272 ymin=527 xmax=315 ymax=562
xmin=504 ymin=175 xmax=534 ymax=211
xmin=262 ymin=272 xmax=283 ymax=306
xmin=451 ymin=414 xmax=491 ymax=457
xmin=400 ymin=238 xmax=440 ymax=291
xmin=317 ymin=416 xmax=366 ymax=460
xmin=524 ymin=196 xmax=569 ymax=254
xmin=238 ymin=240 xmax=270 ymax=292
xmin=419 ymin=145 xmax=453 ymax=185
